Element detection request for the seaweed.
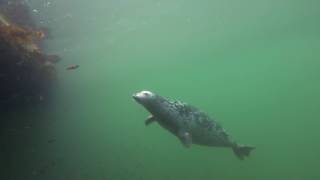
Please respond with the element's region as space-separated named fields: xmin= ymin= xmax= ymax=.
xmin=0 ymin=10 xmax=59 ymax=110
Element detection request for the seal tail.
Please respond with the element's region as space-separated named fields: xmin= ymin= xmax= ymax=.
xmin=232 ymin=144 xmax=255 ymax=160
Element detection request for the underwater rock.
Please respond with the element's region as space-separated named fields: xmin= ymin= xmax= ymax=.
xmin=0 ymin=2 xmax=59 ymax=111
xmin=0 ymin=0 xmax=36 ymax=27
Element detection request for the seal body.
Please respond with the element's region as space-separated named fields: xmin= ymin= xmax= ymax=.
xmin=133 ymin=90 xmax=254 ymax=160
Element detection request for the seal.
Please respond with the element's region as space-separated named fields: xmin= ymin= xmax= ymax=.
xmin=133 ymin=90 xmax=254 ymax=160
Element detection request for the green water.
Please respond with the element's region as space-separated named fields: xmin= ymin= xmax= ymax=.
xmin=3 ymin=0 xmax=320 ymax=179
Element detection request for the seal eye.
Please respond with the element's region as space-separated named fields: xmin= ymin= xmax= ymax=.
xmin=143 ymin=92 xmax=149 ymax=96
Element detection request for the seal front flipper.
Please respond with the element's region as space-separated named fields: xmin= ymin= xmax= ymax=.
xmin=178 ymin=130 xmax=192 ymax=148
xmin=145 ymin=115 xmax=157 ymax=126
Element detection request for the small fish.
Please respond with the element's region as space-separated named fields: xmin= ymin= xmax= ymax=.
xmin=66 ymin=64 xmax=79 ymax=70
xmin=133 ymin=90 xmax=255 ymax=160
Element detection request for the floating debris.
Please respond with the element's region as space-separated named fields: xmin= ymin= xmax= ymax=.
xmin=47 ymin=138 xmax=56 ymax=143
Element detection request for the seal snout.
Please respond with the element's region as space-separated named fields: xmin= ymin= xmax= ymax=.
xmin=133 ymin=90 xmax=154 ymax=104
xmin=132 ymin=93 xmax=140 ymax=102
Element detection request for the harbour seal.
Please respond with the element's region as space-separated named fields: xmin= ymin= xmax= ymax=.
xmin=133 ymin=90 xmax=254 ymax=160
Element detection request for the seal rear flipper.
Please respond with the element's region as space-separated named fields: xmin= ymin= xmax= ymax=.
xmin=178 ymin=131 xmax=192 ymax=148
xmin=232 ymin=144 xmax=255 ymax=160
xmin=145 ymin=115 xmax=157 ymax=126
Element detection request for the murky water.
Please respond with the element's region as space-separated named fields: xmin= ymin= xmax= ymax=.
xmin=1 ymin=0 xmax=320 ymax=179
